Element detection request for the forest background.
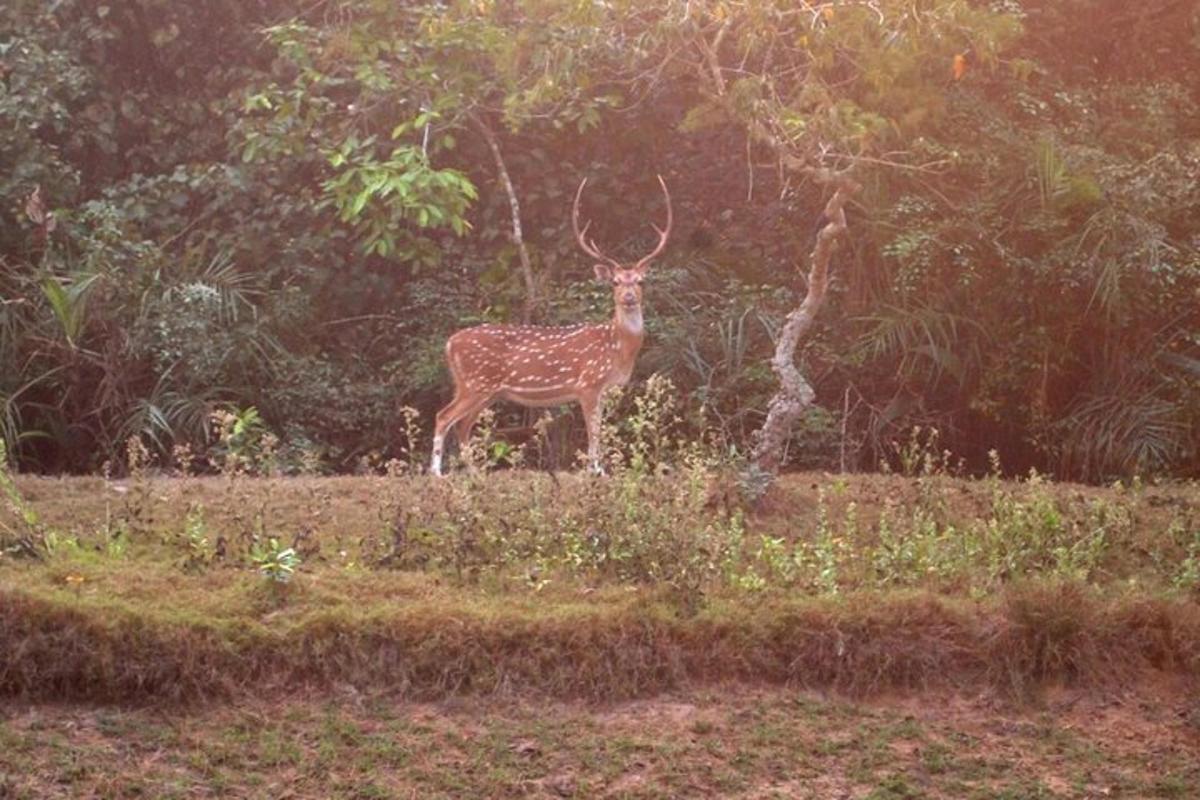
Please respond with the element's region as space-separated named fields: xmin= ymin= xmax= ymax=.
xmin=2 ymin=0 xmax=1198 ymax=481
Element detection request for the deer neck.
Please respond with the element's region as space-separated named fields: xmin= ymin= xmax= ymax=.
xmin=612 ymin=304 xmax=645 ymax=343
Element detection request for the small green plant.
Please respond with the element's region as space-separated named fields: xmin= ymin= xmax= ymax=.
xmin=812 ymin=518 xmax=843 ymax=595
xmin=178 ymin=504 xmax=214 ymax=573
xmin=104 ymin=527 xmax=129 ymax=559
xmin=250 ymin=537 xmax=302 ymax=583
xmin=210 ymin=406 xmax=278 ymax=475
xmin=1174 ymin=526 xmax=1200 ymax=593
xmin=458 ymin=408 xmax=526 ymax=471
xmin=104 ymin=436 xmax=157 ymax=538
xmin=889 ymin=426 xmax=960 ymax=477
xmin=788 ymin=489 xmax=845 ymax=594
xmin=0 ymin=440 xmax=50 ymax=559
xmin=754 ymin=534 xmax=795 ymax=585
xmin=624 ymin=373 xmax=682 ymax=474
xmin=872 ymin=502 xmax=921 ymax=586
xmin=595 ymin=374 xmax=686 ymax=475
xmin=395 ymin=405 xmax=423 ymax=473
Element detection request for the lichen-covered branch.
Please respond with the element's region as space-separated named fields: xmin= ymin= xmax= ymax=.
xmin=752 ymin=174 xmax=860 ymax=473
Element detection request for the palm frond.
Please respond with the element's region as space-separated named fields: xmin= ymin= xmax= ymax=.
xmin=1159 ymin=352 xmax=1200 ymax=380
xmin=111 ymin=362 xmax=225 ymax=457
xmin=163 ymin=249 xmax=262 ymax=327
xmin=40 ymin=272 xmax=101 ymax=346
xmin=854 ymin=303 xmax=987 ymax=387
xmin=1035 ymin=138 xmax=1071 ymax=211
xmin=1055 ymin=392 xmax=1188 ymax=481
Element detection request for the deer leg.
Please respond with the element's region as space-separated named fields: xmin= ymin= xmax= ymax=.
xmin=432 ymin=394 xmax=489 ymax=476
xmin=455 ymin=408 xmax=483 ymax=449
xmin=578 ymin=393 xmax=604 ymax=475
xmin=431 ymin=403 xmax=456 ymax=477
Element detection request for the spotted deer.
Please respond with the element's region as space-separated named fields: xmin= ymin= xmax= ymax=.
xmin=430 ymin=175 xmax=673 ymax=475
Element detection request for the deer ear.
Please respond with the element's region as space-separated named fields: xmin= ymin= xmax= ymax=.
xmin=593 ymin=263 xmax=615 ymax=282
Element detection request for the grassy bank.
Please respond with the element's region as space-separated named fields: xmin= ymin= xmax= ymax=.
xmin=3 ymin=578 xmax=1200 ymax=704
xmin=2 ymin=470 xmax=1199 ymax=703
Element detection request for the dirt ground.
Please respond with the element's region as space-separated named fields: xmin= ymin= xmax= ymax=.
xmin=2 ymin=681 xmax=1197 ymax=799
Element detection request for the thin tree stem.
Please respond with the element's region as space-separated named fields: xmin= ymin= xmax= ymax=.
xmin=474 ymin=116 xmax=537 ymax=324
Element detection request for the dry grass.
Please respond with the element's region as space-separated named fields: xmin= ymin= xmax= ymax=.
xmin=2 ymin=579 xmax=1198 ymax=704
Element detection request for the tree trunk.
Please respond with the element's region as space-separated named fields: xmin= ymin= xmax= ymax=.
xmin=751 ymin=175 xmax=860 ymax=474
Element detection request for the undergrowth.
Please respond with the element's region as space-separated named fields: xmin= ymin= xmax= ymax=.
xmin=1 ymin=394 xmax=1198 ymax=702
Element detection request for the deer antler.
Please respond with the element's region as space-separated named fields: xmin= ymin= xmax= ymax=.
xmin=572 ymin=178 xmax=621 ymax=269
xmin=632 ymin=175 xmax=673 ymax=273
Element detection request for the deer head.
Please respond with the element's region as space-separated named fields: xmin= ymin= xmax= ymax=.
xmin=572 ymin=175 xmax=673 ymax=317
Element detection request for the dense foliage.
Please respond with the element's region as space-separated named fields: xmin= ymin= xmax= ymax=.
xmin=2 ymin=0 xmax=1198 ymax=479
